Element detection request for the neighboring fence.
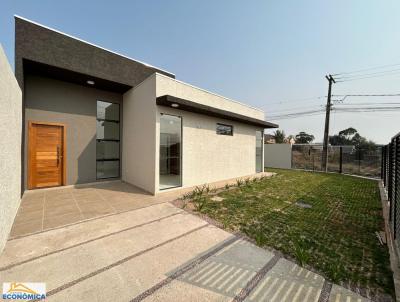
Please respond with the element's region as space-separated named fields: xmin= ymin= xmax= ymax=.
xmin=291 ymin=144 xmax=382 ymax=178
xmin=381 ymin=133 xmax=400 ymax=247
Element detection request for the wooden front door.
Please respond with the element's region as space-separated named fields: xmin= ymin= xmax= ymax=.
xmin=28 ymin=122 xmax=66 ymax=189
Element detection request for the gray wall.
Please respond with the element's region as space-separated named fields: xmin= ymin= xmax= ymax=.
xmin=0 ymin=45 xmax=22 ymax=253
xmin=24 ymin=75 xmax=122 ymax=188
xmin=264 ymin=144 xmax=292 ymax=169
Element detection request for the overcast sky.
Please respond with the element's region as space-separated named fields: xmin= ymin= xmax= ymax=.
xmin=1 ymin=1 xmax=399 ymax=144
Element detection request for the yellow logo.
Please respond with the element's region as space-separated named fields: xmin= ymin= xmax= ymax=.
xmin=7 ymin=282 xmax=38 ymax=295
xmin=2 ymin=282 xmax=46 ymax=300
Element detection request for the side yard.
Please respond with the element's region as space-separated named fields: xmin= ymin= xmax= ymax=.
xmin=179 ymin=169 xmax=394 ymax=300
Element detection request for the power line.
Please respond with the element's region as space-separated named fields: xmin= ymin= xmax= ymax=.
xmin=268 ymin=109 xmax=325 ymax=120
xmin=268 ymin=111 xmax=325 ymax=121
xmin=267 ymin=96 xmax=325 ymax=106
xmin=268 ymin=104 xmax=324 ymax=114
xmin=335 ymin=68 xmax=400 ymax=80
xmin=333 ymin=106 xmax=400 ymax=112
xmin=335 ymin=102 xmax=400 ymax=106
xmin=332 ymin=62 xmax=400 ymax=77
xmin=332 ymin=94 xmax=400 ymax=97
xmin=335 ymin=71 xmax=400 ymax=82
xmin=268 ymin=105 xmax=400 ymax=120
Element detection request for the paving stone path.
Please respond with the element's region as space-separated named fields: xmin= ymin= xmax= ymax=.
xmin=0 ymin=202 xmax=371 ymax=301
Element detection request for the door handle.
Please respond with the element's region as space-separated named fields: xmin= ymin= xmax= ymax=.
xmin=57 ymin=146 xmax=60 ymax=167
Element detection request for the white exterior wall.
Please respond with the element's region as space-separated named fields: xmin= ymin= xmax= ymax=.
xmin=122 ymin=74 xmax=157 ymax=194
xmin=264 ymin=144 xmax=292 ymax=169
xmin=0 ymin=45 xmax=22 ymax=253
xmin=155 ymin=73 xmax=264 ymax=192
xmin=155 ymin=73 xmax=264 ymax=120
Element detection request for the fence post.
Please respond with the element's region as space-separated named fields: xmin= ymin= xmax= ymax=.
xmin=339 ymin=146 xmax=343 ymax=173
xmin=381 ymin=146 xmax=385 ymax=181
xmin=390 ymin=137 xmax=400 ymax=239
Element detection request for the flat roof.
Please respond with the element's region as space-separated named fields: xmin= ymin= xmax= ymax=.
xmin=157 ymin=95 xmax=278 ymax=128
xmin=14 ymin=15 xmax=175 ymax=78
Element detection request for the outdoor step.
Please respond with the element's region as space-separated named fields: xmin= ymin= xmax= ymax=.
xmin=0 ymin=202 xmax=182 ymax=269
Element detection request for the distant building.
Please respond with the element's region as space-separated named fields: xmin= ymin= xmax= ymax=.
xmin=264 ymin=134 xmax=276 ymax=144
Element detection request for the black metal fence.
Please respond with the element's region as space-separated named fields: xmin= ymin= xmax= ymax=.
xmin=292 ymin=144 xmax=382 ymax=178
xmin=381 ymin=133 xmax=400 ymax=244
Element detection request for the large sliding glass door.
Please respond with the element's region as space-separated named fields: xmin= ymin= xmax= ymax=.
xmin=256 ymin=130 xmax=263 ymax=173
xmin=159 ymin=114 xmax=182 ymax=189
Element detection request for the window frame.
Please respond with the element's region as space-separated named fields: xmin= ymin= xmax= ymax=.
xmin=255 ymin=130 xmax=264 ymax=173
xmin=159 ymin=113 xmax=183 ymax=190
xmin=96 ymin=100 xmax=121 ymax=180
xmin=216 ymin=123 xmax=234 ymax=136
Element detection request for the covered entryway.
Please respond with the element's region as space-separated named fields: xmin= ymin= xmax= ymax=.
xmin=28 ymin=121 xmax=66 ymax=189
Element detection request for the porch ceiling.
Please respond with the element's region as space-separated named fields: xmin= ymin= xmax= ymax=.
xmin=24 ymin=59 xmax=132 ymax=93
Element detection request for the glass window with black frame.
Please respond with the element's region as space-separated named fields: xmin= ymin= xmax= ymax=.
xmin=96 ymin=101 xmax=120 ymax=179
xmin=216 ymin=123 xmax=233 ymax=136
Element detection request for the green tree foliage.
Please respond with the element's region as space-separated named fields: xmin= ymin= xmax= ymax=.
xmin=329 ymin=127 xmax=376 ymax=150
xmin=295 ymin=132 xmax=315 ymax=144
xmin=274 ymin=130 xmax=286 ymax=143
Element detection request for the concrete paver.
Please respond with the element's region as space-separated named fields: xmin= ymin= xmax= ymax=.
xmin=245 ymin=258 xmax=324 ymax=302
xmin=0 ymin=185 xmax=373 ymax=302
xmin=1 ymin=212 xmax=207 ymax=292
xmin=329 ymin=284 xmax=371 ymax=302
xmin=45 ymin=226 xmax=233 ymax=301
xmin=143 ymin=239 xmax=274 ymax=302
xmin=0 ymin=203 xmax=182 ymax=269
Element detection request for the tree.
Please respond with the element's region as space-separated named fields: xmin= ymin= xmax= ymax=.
xmin=338 ymin=127 xmax=357 ymax=141
xmin=329 ymin=127 xmax=376 ymax=150
xmin=295 ymin=132 xmax=315 ymax=144
xmin=286 ymin=135 xmax=295 ymax=144
xmin=351 ymin=133 xmax=376 ymax=151
xmin=329 ymin=127 xmax=358 ymax=145
xmin=273 ymin=130 xmax=286 ymax=143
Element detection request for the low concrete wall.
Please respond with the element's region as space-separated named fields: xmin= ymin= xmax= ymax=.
xmin=264 ymin=144 xmax=292 ymax=169
xmin=0 ymin=45 xmax=22 ymax=253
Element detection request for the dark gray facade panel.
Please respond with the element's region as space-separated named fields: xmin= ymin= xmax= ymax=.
xmin=24 ymin=75 xmax=123 ymax=188
xmin=15 ymin=17 xmax=174 ymax=90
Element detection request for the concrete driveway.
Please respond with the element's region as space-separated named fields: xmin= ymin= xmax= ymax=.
xmin=0 ymin=202 xmax=370 ymax=301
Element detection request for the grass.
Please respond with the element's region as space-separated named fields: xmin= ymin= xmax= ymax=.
xmin=189 ymin=169 xmax=394 ymax=298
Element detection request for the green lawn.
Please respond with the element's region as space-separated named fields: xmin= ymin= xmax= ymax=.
xmin=186 ymin=169 xmax=394 ymax=298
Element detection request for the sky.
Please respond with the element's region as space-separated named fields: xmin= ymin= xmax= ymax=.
xmin=1 ymin=1 xmax=399 ymax=144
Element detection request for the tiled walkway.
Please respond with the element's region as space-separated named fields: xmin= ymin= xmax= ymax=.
xmin=10 ymin=181 xmax=182 ymax=238
xmin=11 ymin=172 xmax=274 ymax=239
xmin=0 ymin=202 xmax=370 ymax=302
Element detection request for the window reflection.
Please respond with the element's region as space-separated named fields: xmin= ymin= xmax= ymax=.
xmin=160 ymin=114 xmax=182 ymax=189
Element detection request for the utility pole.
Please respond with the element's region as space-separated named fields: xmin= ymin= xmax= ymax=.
xmin=322 ymin=74 xmax=335 ymax=172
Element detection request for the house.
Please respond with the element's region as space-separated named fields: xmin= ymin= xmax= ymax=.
xmin=264 ymin=134 xmax=276 ymax=144
xmin=12 ymin=16 xmax=277 ymax=195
